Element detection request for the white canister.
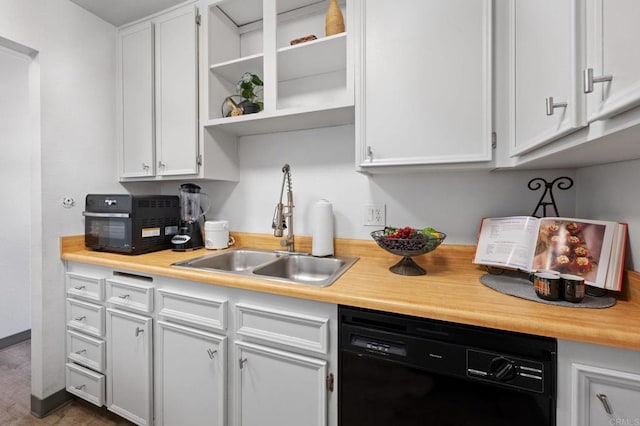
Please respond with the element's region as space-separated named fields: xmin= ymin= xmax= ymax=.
xmin=205 ymin=220 xmax=232 ymax=249
xmin=311 ymin=199 xmax=334 ymax=257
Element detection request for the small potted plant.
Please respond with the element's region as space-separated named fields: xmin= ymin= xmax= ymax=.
xmin=236 ymin=72 xmax=263 ymax=114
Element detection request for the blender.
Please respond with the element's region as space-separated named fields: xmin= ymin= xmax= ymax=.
xmin=171 ymin=183 xmax=210 ymax=251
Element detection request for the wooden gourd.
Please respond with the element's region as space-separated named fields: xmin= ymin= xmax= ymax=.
xmin=325 ymin=0 xmax=345 ymax=36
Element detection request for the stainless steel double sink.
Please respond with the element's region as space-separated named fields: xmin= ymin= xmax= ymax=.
xmin=172 ymin=248 xmax=358 ymax=287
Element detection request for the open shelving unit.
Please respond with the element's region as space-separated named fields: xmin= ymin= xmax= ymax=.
xmin=204 ymin=0 xmax=354 ymax=137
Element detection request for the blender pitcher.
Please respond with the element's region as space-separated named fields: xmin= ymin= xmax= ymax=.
xmin=171 ymin=183 xmax=211 ymax=251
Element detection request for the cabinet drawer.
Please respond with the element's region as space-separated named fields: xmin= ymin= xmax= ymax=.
xmin=66 ymin=298 xmax=105 ymax=338
xmin=66 ymin=272 xmax=105 ymax=303
xmin=67 ymin=330 xmax=106 ymax=372
xmin=235 ymin=303 xmax=329 ymax=354
xmin=157 ymin=289 xmax=227 ymax=332
xmin=66 ymin=362 xmax=106 ymax=407
xmin=106 ymin=277 xmax=153 ymax=314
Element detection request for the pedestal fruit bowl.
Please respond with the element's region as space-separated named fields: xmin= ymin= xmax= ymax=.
xmin=371 ymin=227 xmax=446 ymax=276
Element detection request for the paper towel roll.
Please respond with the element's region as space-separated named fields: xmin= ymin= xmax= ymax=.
xmin=312 ymin=199 xmax=334 ymax=256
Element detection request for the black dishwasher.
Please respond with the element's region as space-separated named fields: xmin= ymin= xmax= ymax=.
xmin=338 ymin=306 xmax=556 ymax=426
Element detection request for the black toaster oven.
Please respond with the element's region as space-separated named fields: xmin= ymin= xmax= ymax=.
xmin=83 ymin=194 xmax=180 ymax=255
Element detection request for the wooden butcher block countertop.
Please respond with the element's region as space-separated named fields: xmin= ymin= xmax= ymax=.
xmin=61 ymin=233 xmax=640 ymax=351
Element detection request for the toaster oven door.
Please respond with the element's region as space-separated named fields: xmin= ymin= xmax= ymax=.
xmin=84 ymin=212 xmax=132 ymax=253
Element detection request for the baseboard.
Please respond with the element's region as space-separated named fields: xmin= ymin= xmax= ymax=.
xmin=0 ymin=329 xmax=30 ymax=350
xmin=30 ymin=389 xmax=73 ymax=418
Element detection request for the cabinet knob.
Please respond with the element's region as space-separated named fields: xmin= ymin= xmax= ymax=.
xmin=142 ymin=163 xmax=150 ymax=171
xmin=158 ymin=161 xmax=166 ymax=168
xmin=545 ymin=97 xmax=568 ymax=116
xmin=74 ymin=316 xmax=86 ymax=321
xmin=118 ymin=294 xmax=130 ymax=299
xmin=75 ymin=349 xmax=87 ymax=355
xmin=584 ymin=68 xmax=613 ymax=93
xmin=239 ymin=358 xmax=248 ymax=369
xmin=596 ymin=393 xmax=613 ymax=415
xmin=207 ymin=349 xmax=217 ymax=359
xmin=135 ymin=327 xmax=144 ymax=337
xmin=74 ymin=285 xmax=86 ymax=290
xmin=74 ymin=384 xmax=86 ymax=391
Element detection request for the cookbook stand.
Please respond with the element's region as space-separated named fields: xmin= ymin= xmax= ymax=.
xmin=528 ymin=176 xmax=574 ymax=218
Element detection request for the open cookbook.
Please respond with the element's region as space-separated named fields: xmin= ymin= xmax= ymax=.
xmin=473 ymin=216 xmax=628 ymax=291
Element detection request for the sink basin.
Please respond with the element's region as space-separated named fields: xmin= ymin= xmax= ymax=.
xmin=252 ymin=255 xmax=352 ymax=287
xmin=173 ymin=249 xmax=279 ymax=272
xmin=172 ymin=248 xmax=357 ymax=287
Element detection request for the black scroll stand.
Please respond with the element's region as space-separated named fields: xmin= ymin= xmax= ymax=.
xmin=527 ymin=176 xmax=606 ymax=296
xmin=528 ymin=176 xmax=574 ymax=218
xmin=486 ymin=176 xmax=575 ymax=277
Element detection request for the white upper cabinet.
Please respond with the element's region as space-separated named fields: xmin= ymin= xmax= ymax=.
xmin=117 ymin=3 xmax=199 ymax=180
xmin=154 ymin=5 xmax=199 ymax=177
xmin=510 ymin=0 xmax=586 ymax=156
xmin=203 ymin=0 xmax=355 ymax=136
xmin=584 ymin=0 xmax=640 ymax=122
xmin=356 ymin=0 xmax=493 ymax=169
xmin=118 ymin=22 xmax=155 ymax=178
xmin=118 ymin=2 xmax=240 ymax=182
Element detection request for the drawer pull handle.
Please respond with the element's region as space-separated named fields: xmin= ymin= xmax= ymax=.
xmin=74 ymin=285 xmax=86 ymax=290
xmin=118 ymin=294 xmax=130 ymax=299
xmin=207 ymin=349 xmax=217 ymax=359
xmin=75 ymin=316 xmax=86 ymax=321
xmin=596 ymin=393 xmax=613 ymax=415
xmin=75 ymin=349 xmax=87 ymax=355
xmin=239 ymin=358 xmax=247 ymax=369
xmin=74 ymin=384 xmax=86 ymax=391
xmin=135 ymin=327 xmax=144 ymax=337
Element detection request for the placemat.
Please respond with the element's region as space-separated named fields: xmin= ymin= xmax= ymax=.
xmin=479 ymin=272 xmax=616 ymax=308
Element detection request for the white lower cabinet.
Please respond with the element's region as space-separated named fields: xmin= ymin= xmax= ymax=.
xmin=64 ymin=265 xmax=337 ymax=426
xmin=557 ymin=339 xmax=640 ymax=426
xmin=156 ymin=321 xmax=227 ymax=426
xmin=235 ymin=341 xmax=328 ymax=426
xmin=107 ymin=308 xmax=153 ymax=426
xmin=64 ymin=265 xmax=108 ymax=409
xmin=573 ymin=363 xmax=640 ymax=426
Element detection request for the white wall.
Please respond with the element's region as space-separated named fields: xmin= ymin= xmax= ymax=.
xmin=0 ymin=0 xmax=120 ymax=400
xmin=0 ymin=45 xmax=31 ymax=340
xmin=576 ymin=159 xmax=640 ymax=270
xmin=190 ymin=125 xmax=577 ymax=245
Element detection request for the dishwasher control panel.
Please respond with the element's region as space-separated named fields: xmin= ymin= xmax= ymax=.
xmin=467 ymin=349 xmax=545 ymax=393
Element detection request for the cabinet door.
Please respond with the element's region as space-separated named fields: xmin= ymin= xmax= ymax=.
xmin=236 ymin=341 xmax=327 ymax=426
xmin=156 ymin=321 xmax=227 ymax=426
xmin=573 ymin=363 xmax=640 ymax=426
xmin=118 ymin=21 xmax=155 ymax=178
xmin=585 ymin=0 xmax=640 ymax=122
xmin=106 ymin=308 xmax=153 ymax=426
xmin=357 ymin=0 xmax=492 ymax=168
xmin=511 ymin=0 xmax=586 ymax=156
xmin=155 ymin=5 xmax=199 ymax=176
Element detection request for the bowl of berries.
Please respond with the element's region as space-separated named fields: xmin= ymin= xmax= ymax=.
xmin=371 ymin=226 xmax=446 ymax=276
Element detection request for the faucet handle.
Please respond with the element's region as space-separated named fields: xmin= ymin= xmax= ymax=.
xmin=272 ymin=203 xmax=286 ymax=237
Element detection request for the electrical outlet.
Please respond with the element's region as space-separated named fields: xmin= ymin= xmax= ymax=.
xmin=364 ymin=204 xmax=386 ymax=226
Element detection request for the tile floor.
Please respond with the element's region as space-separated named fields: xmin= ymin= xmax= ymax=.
xmin=0 ymin=340 xmax=132 ymax=425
